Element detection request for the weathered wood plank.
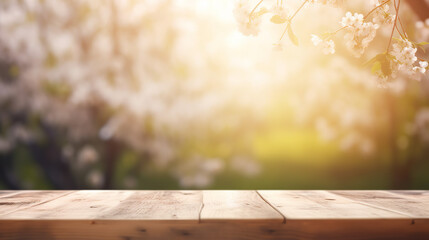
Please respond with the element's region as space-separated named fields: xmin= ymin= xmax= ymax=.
xmin=258 ymin=190 xmax=409 ymax=219
xmin=1 ymin=190 xmax=202 ymax=221
xmin=0 ymin=190 xmax=132 ymax=219
xmin=0 ymin=191 xmax=72 ymax=217
xmin=99 ymin=190 xmax=202 ymax=221
xmin=332 ymin=190 xmax=429 ymax=218
xmin=200 ymin=190 xmax=284 ymax=223
xmin=0 ymin=190 xmax=428 ymax=239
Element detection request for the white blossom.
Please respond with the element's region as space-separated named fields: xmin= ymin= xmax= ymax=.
xmin=413 ymin=61 xmax=428 ymax=74
xmin=77 ymin=145 xmax=99 ymax=167
xmin=311 ymin=34 xmax=335 ymax=54
xmin=233 ymin=0 xmax=262 ymax=36
xmin=341 ymin=12 xmax=379 ymax=57
xmin=87 ymin=170 xmax=104 ymax=187
xmin=371 ymin=0 xmax=395 ymax=25
xmin=391 ymin=39 xmax=418 ymax=76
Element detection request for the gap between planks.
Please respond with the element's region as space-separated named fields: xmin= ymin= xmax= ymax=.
xmin=256 ymin=190 xmax=287 ymax=223
xmin=198 ymin=202 xmax=204 ymax=223
xmin=199 ymin=190 xmax=285 ymax=223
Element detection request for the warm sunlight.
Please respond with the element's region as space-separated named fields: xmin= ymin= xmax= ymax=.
xmin=2 ymin=1 xmax=429 ymax=239
xmin=0 ymin=0 xmax=428 ymax=191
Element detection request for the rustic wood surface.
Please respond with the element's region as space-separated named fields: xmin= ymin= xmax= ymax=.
xmin=0 ymin=190 xmax=428 ymax=240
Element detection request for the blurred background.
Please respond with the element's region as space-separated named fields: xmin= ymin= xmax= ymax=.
xmin=0 ymin=0 xmax=428 ymax=190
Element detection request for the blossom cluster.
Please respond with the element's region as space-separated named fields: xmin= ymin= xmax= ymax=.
xmin=234 ymin=0 xmax=429 ymax=81
xmin=414 ymin=61 xmax=429 ymax=74
xmin=391 ymin=40 xmax=418 ymax=73
xmin=371 ymin=0 xmax=395 ymax=25
xmin=390 ymin=39 xmax=428 ymax=78
xmin=311 ymin=34 xmax=335 ymax=54
xmin=341 ymin=12 xmax=379 ymax=57
xmin=233 ymin=0 xmax=262 ymax=36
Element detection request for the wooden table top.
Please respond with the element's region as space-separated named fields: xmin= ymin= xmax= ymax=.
xmin=0 ymin=190 xmax=428 ymax=239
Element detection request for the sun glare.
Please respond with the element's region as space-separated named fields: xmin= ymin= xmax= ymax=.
xmin=1 ymin=0 xmax=429 ymax=189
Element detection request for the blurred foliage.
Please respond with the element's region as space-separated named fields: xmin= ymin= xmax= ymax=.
xmin=1 ymin=0 xmax=429 ymax=190
xmin=2 ymin=98 xmax=428 ymax=190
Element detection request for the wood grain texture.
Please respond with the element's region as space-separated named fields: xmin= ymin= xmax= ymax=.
xmin=0 ymin=190 xmax=131 ymax=219
xmin=258 ymin=190 xmax=409 ymax=219
xmin=99 ymin=191 xmax=202 ymax=221
xmin=0 ymin=190 xmax=428 ymax=240
xmin=0 ymin=190 xmax=71 ymax=217
xmin=200 ymin=190 xmax=284 ymax=223
xmin=332 ymin=190 xmax=429 ymax=218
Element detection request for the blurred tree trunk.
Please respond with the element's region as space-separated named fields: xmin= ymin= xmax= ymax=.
xmin=102 ymin=140 xmax=119 ymax=189
xmin=385 ymin=92 xmax=402 ymax=189
xmin=99 ymin=0 xmax=120 ymax=190
xmin=29 ymin=124 xmax=77 ymax=189
xmin=386 ymin=91 xmax=412 ymax=189
xmin=0 ymin=155 xmax=21 ymax=189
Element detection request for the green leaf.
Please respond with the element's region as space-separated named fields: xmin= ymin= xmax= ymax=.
xmin=287 ymin=24 xmax=299 ymax=46
xmin=371 ymin=61 xmax=381 ymax=74
xmin=42 ymin=80 xmax=71 ymax=100
xmin=44 ymin=52 xmax=57 ymax=68
xmin=392 ymin=37 xmax=403 ymax=42
xmin=8 ymin=65 xmax=19 ymax=78
xmin=270 ymin=15 xmax=287 ymax=24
